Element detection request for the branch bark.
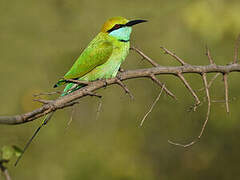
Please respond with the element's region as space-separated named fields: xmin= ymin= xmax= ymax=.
xmin=0 ymin=63 xmax=240 ymax=125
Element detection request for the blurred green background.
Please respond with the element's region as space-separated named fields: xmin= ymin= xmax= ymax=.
xmin=1 ymin=0 xmax=240 ymax=179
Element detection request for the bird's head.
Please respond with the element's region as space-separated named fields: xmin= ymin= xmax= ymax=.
xmin=101 ymin=16 xmax=147 ymax=42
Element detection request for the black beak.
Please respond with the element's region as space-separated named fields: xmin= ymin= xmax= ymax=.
xmin=125 ymin=19 xmax=147 ymax=27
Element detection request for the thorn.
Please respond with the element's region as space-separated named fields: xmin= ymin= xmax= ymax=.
xmin=205 ymin=46 xmax=215 ymax=65
xmin=160 ymin=47 xmax=188 ymax=66
xmin=131 ymin=46 xmax=159 ymax=67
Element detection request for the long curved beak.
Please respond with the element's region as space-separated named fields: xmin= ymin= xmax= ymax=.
xmin=125 ymin=19 xmax=147 ymax=27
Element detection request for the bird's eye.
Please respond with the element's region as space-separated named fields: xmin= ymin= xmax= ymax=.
xmin=114 ymin=24 xmax=121 ymax=29
xmin=107 ymin=24 xmax=122 ymax=33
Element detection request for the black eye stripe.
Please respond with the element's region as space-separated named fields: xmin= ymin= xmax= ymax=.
xmin=107 ymin=24 xmax=125 ymax=33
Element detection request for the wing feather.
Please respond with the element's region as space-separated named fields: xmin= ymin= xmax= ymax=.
xmin=54 ymin=34 xmax=113 ymax=87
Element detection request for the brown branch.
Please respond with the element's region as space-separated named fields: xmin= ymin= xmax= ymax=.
xmin=168 ymin=73 xmax=211 ymax=147
xmin=0 ymin=64 xmax=240 ymax=125
xmin=149 ymin=74 xmax=177 ymax=100
xmin=198 ymin=73 xmax=220 ymax=91
xmin=223 ymin=73 xmax=229 ymax=113
xmin=161 ymin=47 xmax=188 ymax=66
xmin=177 ymin=73 xmax=200 ymax=110
xmin=33 ymin=99 xmax=53 ymax=104
xmin=131 ymin=46 xmax=159 ymax=67
xmin=115 ymin=78 xmax=134 ymax=100
xmin=168 ymin=139 xmax=196 ymax=148
xmin=199 ymin=73 xmax=211 ymax=138
xmin=33 ymin=91 xmax=61 ymax=97
xmin=140 ymin=85 xmax=165 ymax=126
xmin=234 ymin=34 xmax=240 ymax=64
xmin=206 ymin=46 xmax=215 ymax=64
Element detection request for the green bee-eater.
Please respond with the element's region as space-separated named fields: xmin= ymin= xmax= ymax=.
xmin=15 ymin=17 xmax=147 ymax=165
xmin=55 ymin=16 xmax=147 ymax=95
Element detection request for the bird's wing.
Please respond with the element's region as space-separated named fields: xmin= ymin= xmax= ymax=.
xmin=64 ymin=39 xmax=113 ymax=79
xmin=54 ymin=35 xmax=113 ymax=87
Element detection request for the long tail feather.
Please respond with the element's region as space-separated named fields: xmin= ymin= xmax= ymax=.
xmin=14 ymin=112 xmax=55 ymax=166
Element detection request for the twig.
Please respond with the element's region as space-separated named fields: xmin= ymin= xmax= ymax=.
xmin=33 ymin=91 xmax=61 ymax=97
xmin=198 ymin=73 xmax=220 ymax=91
xmin=206 ymin=46 xmax=215 ymax=64
xmin=168 ymin=73 xmax=211 ymax=147
xmin=234 ymin=34 xmax=240 ymax=64
xmin=161 ymin=47 xmax=188 ymax=66
xmin=168 ymin=140 xmax=197 ymax=148
xmin=223 ymin=73 xmax=229 ymax=113
xmin=140 ymin=85 xmax=165 ymax=126
xmin=115 ymin=78 xmax=134 ymax=100
xmin=95 ymin=100 xmax=102 ymax=120
xmin=207 ymin=73 xmax=220 ymax=89
xmin=177 ymin=73 xmax=200 ymax=110
xmin=149 ymin=74 xmax=177 ymax=100
xmin=1 ymin=63 xmax=240 ymax=125
xmin=199 ymin=73 xmax=211 ymax=138
xmin=33 ymin=99 xmax=53 ymax=104
xmin=131 ymin=46 xmax=159 ymax=67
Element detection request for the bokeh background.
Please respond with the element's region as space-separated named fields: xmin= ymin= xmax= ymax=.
xmin=1 ymin=0 xmax=240 ymax=179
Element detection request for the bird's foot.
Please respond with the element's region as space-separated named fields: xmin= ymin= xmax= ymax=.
xmin=98 ymin=79 xmax=108 ymax=88
xmin=118 ymin=67 xmax=125 ymax=72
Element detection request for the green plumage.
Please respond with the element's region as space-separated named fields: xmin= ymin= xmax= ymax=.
xmin=55 ymin=32 xmax=130 ymax=96
xmin=53 ymin=17 xmax=146 ymax=96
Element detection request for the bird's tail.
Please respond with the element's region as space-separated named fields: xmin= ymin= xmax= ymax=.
xmin=14 ymin=112 xmax=55 ymax=166
xmin=60 ymin=82 xmax=84 ymax=96
xmin=53 ymin=79 xmax=66 ymax=88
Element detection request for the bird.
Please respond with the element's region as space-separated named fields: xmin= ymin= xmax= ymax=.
xmin=54 ymin=16 xmax=147 ymax=96
xmin=15 ymin=16 xmax=147 ymax=166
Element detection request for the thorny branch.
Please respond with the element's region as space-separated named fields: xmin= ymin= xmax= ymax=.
xmin=1 ymin=62 xmax=239 ymax=125
xmin=160 ymin=47 xmax=188 ymax=66
xmin=168 ymin=73 xmax=211 ymax=147
xmin=177 ymin=73 xmax=200 ymax=111
xmin=0 ymin=38 xmax=240 ymax=147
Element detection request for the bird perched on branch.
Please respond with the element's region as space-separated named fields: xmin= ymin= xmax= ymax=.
xmin=55 ymin=16 xmax=147 ymax=95
xmin=15 ymin=16 xmax=147 ymax=166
